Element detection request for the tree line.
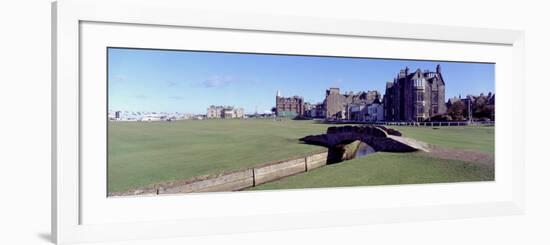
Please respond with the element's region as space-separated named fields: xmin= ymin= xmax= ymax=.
xmin=431 ymin=93 xmax=495 ymax=122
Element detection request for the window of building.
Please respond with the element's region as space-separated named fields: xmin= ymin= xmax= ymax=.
xmin=416 ymin=106 xmax=424 ymax=115
xmin=432 ymin=92 xmax=439 ymax=102
xmin=416 ymin=91 xmax=424 ymax=102
xmin=414 ymin=78 xmax=424 ymax=87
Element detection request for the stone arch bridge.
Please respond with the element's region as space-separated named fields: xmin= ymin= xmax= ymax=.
xmin=299 ymin=125 xmax=429 ymax=163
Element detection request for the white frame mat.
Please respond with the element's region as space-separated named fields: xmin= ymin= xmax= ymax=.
xmin=52 ymin=0 xmax=525 ymax=244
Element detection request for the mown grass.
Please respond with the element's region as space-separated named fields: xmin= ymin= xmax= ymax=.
xmin=108 ymin=118 xmax=329 ymax=193
xmin=249 ymin=152 xmax=494 ymax=191
xmin=108 ymin=119 xmax=495 ymax=194
xmin=392 ymin=126 xmax=494 ymax=152
xmin=249 ymin=124 xmax=495 ymax=191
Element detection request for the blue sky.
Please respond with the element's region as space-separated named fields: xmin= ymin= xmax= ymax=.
xmin=108 ymin=48 xmax=495 ymax=114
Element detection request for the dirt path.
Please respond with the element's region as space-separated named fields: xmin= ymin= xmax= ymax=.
xmin=424 ymin=145 xmax=494 ymax=167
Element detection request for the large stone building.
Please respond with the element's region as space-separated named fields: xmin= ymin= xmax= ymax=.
xmin=275 ymin=90 xmax=304 ymax=117
xmin=384 ymin=65 xmax=446 ymax=122
xmin=207 ymin=105 xmax=244 ymax=119
xmin=324 ymin=88 xmax=381 ymax=120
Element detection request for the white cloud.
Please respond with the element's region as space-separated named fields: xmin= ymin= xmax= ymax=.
xmin=201 ymin=75 xmax=234 ymax=88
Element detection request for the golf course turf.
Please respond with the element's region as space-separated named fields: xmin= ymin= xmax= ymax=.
xmin=108 ymin=118 xmax=494 ymax=194
xmin=249 ymin=151 xmax=494 ymax=191
xmin=108 ymin=118 xmax=329 ymax=193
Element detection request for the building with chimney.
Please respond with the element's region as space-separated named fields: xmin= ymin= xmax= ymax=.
xmin=323 ymin=88 xmax=381 ymax=120
xmin=275 ymin=90 xmax=304 ymax=117
xmin=384 ymin=65 xmax=446 ymax=122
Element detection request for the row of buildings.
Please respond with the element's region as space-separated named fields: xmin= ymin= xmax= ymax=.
xmin=275 ymin=64 xmax=450 ymax=122
xmin=110 ymin=106 xmax=248 ymax=121
xmin=109 ymin=106 xmax=247 ymax=121
xmin=109 ymin=111 xmax=200 ymax=121
xmin=324 ymin=89 xmax=384 ymax=121
xmin=276 ymin=89 xmax=385 ymax=121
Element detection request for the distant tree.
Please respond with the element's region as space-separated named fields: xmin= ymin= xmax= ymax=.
xmin=271 ymin=107 xmax=277 ymax=114
xmin=473 ymin=96 xmax=491 ymax=119
xmin=448 ymin=100 xmax=466 ymax=121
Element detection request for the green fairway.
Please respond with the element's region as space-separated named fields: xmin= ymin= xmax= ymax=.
xmin=108 ymin=118 xmax=329 ymax=193
xmin=249 ymin=152 xmax=494 ymax=191
xmin=249 ymin=125 xmax=495 ymax=191
xmin=391 ymin=126 xmax=494 ymax=152
xmin=108 ymin=119 xmax=495 ymax=194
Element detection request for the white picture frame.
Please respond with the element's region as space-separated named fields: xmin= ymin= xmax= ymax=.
xmin=52 ymin=0 xmax=525 ymax=244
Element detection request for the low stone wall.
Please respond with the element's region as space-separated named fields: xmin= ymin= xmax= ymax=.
xmin=161 ymin=169 xmax=254 ymax=194
xmin=117 ymin=151 xmax=329 ymax=196
xmin=306 ymin=152 xmax=328 ymax=170
xmin=254 ymin=158 xmax=306 ymax=185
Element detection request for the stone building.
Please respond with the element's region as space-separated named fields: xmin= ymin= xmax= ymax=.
xmin=207 ymin=105 xmax=244 ymax=119
xmin=275 ymin=90 xmax=304 ymax=117
xmin=367 ymin=98 xmax=384 ymax=121
xmin=234 ymin=107 xmax=244 ymax=118
xmin=384 ymin=65 xmax=446 ymax=122
xmin=348 ymin=103 xmax=368 ymax=121
xmin=324 ymin=88 xmax=381 ymax=120
xmin=304 ymin=103 xmax=326 ymax=118
xmin=207 ymin=106 xmax=223 ymax=118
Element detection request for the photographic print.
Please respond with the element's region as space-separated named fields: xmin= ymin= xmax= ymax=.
xmin=107 ymin=48 xmax=495 ymax=197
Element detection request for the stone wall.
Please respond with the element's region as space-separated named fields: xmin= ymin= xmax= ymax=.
xmin=254 ymin=158 xmax=306 ymax=185
xmin=162 ymin=169 xmax=254 ymax=194
xmin=306 ymin=152 xmax=328 ymax=170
